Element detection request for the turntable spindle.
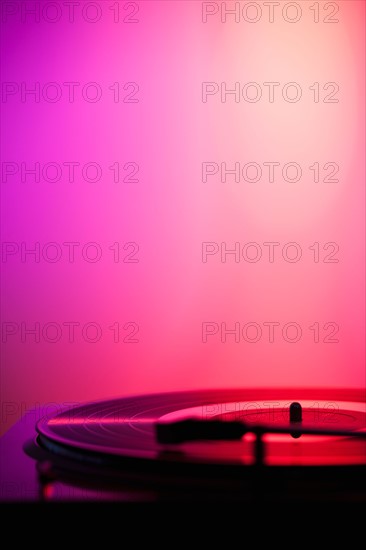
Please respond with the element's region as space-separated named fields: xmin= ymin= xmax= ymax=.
xmin=289 ymin=402 xmax=302 ymax=423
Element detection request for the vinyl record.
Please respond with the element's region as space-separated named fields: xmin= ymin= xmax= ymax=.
xmin=36 ymin=389 xmax=366 ymax=470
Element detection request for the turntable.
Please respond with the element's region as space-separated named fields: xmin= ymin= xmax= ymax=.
xmin=1 ymin=388 xmax=365 ymax=502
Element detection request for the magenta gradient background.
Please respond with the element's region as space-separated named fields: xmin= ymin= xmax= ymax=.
xmin=1 ymin=1 xmax=365 ymax=433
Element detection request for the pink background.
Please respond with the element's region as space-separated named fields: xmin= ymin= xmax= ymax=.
xmin=1 ymin=1 xmax=365 ymax=433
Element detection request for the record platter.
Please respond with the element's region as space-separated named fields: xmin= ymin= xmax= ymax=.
xmin=1 ymin=389 xmax=365 ymax=502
